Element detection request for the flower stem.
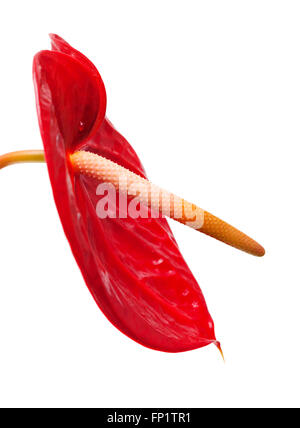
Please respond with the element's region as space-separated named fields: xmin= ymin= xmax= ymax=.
xmin=0 ymin=150 xmax=45 ymax=169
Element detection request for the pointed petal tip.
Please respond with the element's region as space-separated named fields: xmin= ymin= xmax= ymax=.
xmin=49 ymin=33 xmax=59 ymax=41
xmin=215 ymin=342 xmax=225 ymax=362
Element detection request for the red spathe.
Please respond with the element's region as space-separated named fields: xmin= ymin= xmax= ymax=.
xmin=33 ymin=34 xmax=218 ymax=352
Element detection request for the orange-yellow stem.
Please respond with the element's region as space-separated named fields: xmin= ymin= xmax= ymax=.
xmin=0 ymin=149 xmax=265 ymax=257
xmin=0 ymin=150 xmax=45 ymax=168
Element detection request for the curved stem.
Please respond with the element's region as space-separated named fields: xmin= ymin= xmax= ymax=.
xmin=0 ymin=150 xmax=45 ymax=169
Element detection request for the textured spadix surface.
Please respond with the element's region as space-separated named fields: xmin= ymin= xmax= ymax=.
xmin=33 ymin=34 xmax=218 ymax=352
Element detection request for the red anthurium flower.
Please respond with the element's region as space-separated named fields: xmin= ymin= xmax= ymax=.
xmin=31 ymin=34 xmax=220 ymax=353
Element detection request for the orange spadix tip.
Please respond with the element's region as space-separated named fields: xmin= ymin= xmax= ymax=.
xmin=201 ymin=210 xmax=265 ymax=257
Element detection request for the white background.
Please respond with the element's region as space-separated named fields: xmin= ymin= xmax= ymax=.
xmin=0 ymin=0 xmax=299 ymax=408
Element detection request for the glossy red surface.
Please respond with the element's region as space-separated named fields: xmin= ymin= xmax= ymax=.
xmin=33 ymin=34 xmax=218 ymax=352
